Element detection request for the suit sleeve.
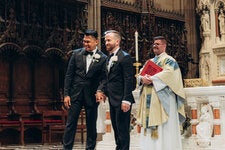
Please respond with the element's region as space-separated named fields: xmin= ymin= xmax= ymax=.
xmin=97 ymin=56 xmax=107 ymax=94
xmin=121 ymin=55 xmax=134 ymax=102
xmin=64 ymin=52 xmax=76 ymax=97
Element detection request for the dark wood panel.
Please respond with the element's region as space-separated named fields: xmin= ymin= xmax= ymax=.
xmin=36 ymin=99 xmax=52 ymax=112
xmin=35 ymin=60 xmax=53 ymax=99
xmin=0 ymin=100 xmax=8 ymax=114
xmin=0 ymin=60 xmax=9 ymax=97
xmin=13 ymin=58 xmax=32 ymax=99
xmin=0 ymin=60 xmax=9 ymax=114
xmin=0 ymin=0 xmax=86 ymax=145
xmin=14 ymin=99 xmax=32 ymax=114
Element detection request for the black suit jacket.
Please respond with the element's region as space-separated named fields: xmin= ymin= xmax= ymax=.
xmin=64 ymin=48 xmax=107 ymax=107
xmin=106 ymin=49 xmax=135 ymax=107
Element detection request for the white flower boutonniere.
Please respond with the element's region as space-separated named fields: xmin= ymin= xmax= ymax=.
xmin=93 ymin=53 xmax=101 ymax=62
xmin=111 ymin=56 xmax=118 ymax=65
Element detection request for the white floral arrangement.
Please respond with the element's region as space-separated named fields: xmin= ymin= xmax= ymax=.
xmin=111 ymin=55 xmax=118 ymax=64
xmin=93 ymin=53 xmax=101 ymax=62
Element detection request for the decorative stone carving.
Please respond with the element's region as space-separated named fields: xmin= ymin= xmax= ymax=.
xmin=212 ymin=47 xmax=225 ymax=83
xmin=218 ymin=9 xmax=225 ymax=41
xmin=196 ymin=104 xmax=213 ymax=147
xmin=198 ymin=0 xmax=210 ymax=10
xmin=201 ymin=10 xmax=211 ymax=32
xmin=196 ymin=104 xmax=213 ymax=137
xmin=218 ymin=9 xmax=225 ymax=34
xmin=199 ymin=53 xmax=211 ymax=85
xmin=184 ymin=78 xmax=204 ymax=87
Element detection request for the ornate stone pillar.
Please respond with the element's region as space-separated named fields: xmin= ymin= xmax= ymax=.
xmin=105 ymin=110 xmax=112 ymax=133
xmin=189 ymin=101 xmax=198 ymax=136
xmin=132 ymin=89 xmax=141 ymax=133
xmin=87 ymin=0 xmax=101 ymax=46
xmin=209 ymin=100 xmax=221 ymax=136
xmin=202 ymin=31 xmax=211 ymax=50
xmin=199 ymin=52 xmax=211 ymax=85
xmin=215 ymin=9 xmax=220 ymax=42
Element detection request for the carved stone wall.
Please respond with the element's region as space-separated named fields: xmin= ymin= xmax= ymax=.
xmin=183 ymin=86 xmax=225 ymax=149
xmin=197 ymin=0 xmax=225 ymax=85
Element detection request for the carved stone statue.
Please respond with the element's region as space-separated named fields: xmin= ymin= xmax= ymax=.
xmin=196 ymin=104 xmax=213 ymax=138
xmin=198 ymin=0 xmax=210 ymax=10
xmin=218 ymin=9 xmax=225 ymax=34
xmin=201 ymin=10 xmax=210 ymax=32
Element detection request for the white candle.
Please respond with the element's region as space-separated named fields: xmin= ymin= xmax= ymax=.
xmin=135 ymin=31 xmax=138 ymax=62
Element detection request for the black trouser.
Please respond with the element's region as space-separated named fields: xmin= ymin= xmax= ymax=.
xmin=110 ymin=105 xmax=132 ymax=150
xmin=63 ymin=95 xmax=98 ymax=150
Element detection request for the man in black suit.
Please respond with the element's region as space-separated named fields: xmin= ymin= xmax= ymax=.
xmin=63 ymin=29 xmax=107 ymax=150
xmin=102 ymin=30 xmax=135 ymax=150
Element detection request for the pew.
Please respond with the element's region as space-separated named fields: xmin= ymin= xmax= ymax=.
xmin=0 ymin=113 xmax=24 ymax=145
xmin=42 ymin=110 xmax=66 ymax=143
xmin=48 ymin=109 xmax=86 ymax=144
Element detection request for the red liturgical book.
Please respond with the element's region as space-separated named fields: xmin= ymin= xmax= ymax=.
xmin=140 ymin=60 xmax=163 ymax=76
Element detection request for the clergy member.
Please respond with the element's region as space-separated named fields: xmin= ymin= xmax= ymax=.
xmin=136 ymin=36 xmax=186 ymax=150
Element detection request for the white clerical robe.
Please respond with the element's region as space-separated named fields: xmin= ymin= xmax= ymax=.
xmin=139 ymin=77 xmax=182 ymax=150
xmin=137 ymin=52 xmax=186 ymax=150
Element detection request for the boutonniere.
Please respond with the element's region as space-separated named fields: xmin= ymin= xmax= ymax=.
xmin=93 ymin=53 xmax=101 ymax=62
xmin=111 ymin=56 xmax=118 ymax=65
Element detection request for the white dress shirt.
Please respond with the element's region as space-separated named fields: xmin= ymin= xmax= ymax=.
xmin=86 ymin=48 xmax=97 ymax=72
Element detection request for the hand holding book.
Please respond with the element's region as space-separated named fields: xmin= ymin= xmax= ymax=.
xmin=140 ymin=60 xmax=163 ymax=76
xmin=141 ymin=74 xmax=152 ymax=85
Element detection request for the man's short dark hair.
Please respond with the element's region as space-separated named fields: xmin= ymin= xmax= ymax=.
xmin=84 ymin=29 xmax=98 ymax=39
xmin=153 ymin=36 xmax=167 ymax=44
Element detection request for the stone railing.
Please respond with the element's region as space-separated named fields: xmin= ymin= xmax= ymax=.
xmin=96 ymin=84 xmax=225 ymax=149
xmin=183 ymin=85 xmax=225 ymax=150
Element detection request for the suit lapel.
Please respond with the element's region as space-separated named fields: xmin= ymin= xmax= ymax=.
xmin=108 ymin=49 xmax=121 ymax=74
xmin=86 ymin=49 xmax=100 ymax=74
xmin=81 ymin=49 xmax=87 ymax=73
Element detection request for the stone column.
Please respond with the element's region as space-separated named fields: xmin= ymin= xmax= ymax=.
xmin=215 ymin=9 xmax=220 ymax=42
xmin=189 ymin=101 xmax=198 ymax=136
xmin=202 ymin=31 xmax=211 ymax=50
xmin=105 ymin=110 xmax=111 ymax=133
xmin=132 ymin=89 xmax=141 ymax=133
xmin=210 ymin=100 xmax=221 ymax=136
xmin=87 ymin=0 xmax=101 ymax=47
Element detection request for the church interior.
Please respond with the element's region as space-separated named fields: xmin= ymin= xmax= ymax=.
xmin=0 ymin=0 xmax=225 ymax=149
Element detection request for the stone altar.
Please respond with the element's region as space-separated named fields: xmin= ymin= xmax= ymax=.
xmin=96 ymin=86 xmax=225 ymax=150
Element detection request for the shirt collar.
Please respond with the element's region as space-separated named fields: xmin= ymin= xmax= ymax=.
xmin=92 ymin=47 xmax=98 ymax=54
xmin=157 ymin=52 xmax=166 ymax=57
xmin=110 ymin=47 xmax=120 ymax=56
xmin=154 ymin=52 xmax=166 ymax=63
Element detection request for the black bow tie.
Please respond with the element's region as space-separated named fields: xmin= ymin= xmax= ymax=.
xmin=84 ymin=51 xmax=93 ymax=56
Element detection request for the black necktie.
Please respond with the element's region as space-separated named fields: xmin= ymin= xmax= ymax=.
xmin=107 ymin=53 xmax=114 ymax=62
xmin=84 ymin=51 xmax=93 ymax=56
xmin=107 ymin=53 xmax=114 ymax=66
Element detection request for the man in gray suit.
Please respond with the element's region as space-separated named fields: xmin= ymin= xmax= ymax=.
xmin=63 ymin=29 xmax=107 ymax=150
